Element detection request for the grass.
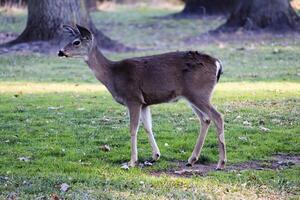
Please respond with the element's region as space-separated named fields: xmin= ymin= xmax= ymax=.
xmin=1 ymin=87 xmax=299 ymax=199
xmin=0 ymin=7 xmax=26 ymax=33
xmin=0 ymin=5 xmax=300 ymax=200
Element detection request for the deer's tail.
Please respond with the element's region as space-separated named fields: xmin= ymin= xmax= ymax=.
xmin=215 ymin=59 xmax=223 ymax=82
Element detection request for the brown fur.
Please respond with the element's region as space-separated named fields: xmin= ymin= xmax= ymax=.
xmin=93 ymin=50 xmax=219 ymax=106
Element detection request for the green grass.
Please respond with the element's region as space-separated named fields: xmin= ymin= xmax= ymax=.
xmin=0 ymin=89 xmax=299 ymax=199
xmin=0 ymin=8 xmax=26 ymax=33
xmin=0 ymin=5 xmax=300 ymax=199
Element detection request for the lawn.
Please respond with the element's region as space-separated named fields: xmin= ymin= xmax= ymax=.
xmin=0 ymin=5 xmax=300 ymax=200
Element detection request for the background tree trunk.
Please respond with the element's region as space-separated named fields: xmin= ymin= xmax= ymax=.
xmin=85 ymin=0 xmax=97 ymax=11
xmin=181 ymin=0 xmax=237 ymax=16
xmin=6 ymin=0 xmax=125 ymax=50
xmin=215 ymin=0 xmax=300 ymax=32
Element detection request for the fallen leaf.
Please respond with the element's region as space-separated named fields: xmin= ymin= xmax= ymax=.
xmin=50 ymin=193 xmax=60 ymax=200
xmin=100 ymin=144 xmax=111 ymax=152
xmin=259 ymin=126 xmax=270 ymax=132
xmin=7 ymin=192 xmax=17 ymax=200
xmin=144 ymin=161 xmax=153 ymax=166
xmin=121 ymin=163 xmax=129 ymax=170
xmin=235 ymin=115 xmax=242 ymax=120
xmin=48 ymin=106 xmax=63 ymax=110
xmin=18 ymin=157 xmax=30 ymax=162
xmin=238 ymin=136 xmax=248 ymax=142
xmin=243 ymin=121 xmax=251 ymax=126
xmin=60 ymin=183 xmax=70 ymax=192
xmin=174 ymin=169 xmax=201 ymax=175
xmin=174 ymin=169 xmax=185 ymax=175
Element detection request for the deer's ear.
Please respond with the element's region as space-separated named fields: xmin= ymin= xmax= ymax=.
xmin=62 ymin=25 xmax=79 ymax=37
xmin=76 ymin=24 xmax=92 ymax=40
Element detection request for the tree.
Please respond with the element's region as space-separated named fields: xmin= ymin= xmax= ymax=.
xmin=180 ymin=0 xmax=237 ymax=16
xmin=85 ymin=0 xmax=97 ymax=11
xmin=4 ymin=0 xmax=125 ymax=50
xmin=215 ymin=0 xmax=300 ymax=32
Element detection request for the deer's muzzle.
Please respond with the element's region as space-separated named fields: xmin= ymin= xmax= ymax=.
xmin=58 ymin=50 xmax=68 ymax=57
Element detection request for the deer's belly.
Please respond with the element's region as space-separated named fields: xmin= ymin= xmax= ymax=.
xmin=141 ymin=89 xmax=181 ymax=105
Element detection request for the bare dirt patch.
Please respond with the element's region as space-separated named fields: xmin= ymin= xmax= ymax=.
xmin=151 ymin=154 xmax=300 ymax=177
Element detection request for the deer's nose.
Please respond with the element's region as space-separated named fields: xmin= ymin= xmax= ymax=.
xmin=58 ymin=50 xmax=67 ymax=57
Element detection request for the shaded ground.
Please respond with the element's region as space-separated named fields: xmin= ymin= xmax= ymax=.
xmin=0 ymin=30 xmax=62 ymax=55
xmin=2 ymin=7 xmax=300 ymax=55
xmin=188 ymin=31 xmax=300 ymax=46
xmin=151 ymin=154 xmax=300 ymax=177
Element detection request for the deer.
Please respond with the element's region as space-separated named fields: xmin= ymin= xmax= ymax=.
xmin=58 ymin=24 xmax=226 ymax=170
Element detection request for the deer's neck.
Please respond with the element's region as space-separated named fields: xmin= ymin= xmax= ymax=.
xmin=85 ymin=44 xmax=112 ymax=87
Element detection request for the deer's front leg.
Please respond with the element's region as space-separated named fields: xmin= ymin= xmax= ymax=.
xmin=141 ymin=106 xmax=160 ymax=162
xmin=125 ymin=103 xmax=142 ymax=168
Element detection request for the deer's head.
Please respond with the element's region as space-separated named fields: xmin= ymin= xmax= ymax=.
xmin=58 ymin=24 xmax=93 ymax=58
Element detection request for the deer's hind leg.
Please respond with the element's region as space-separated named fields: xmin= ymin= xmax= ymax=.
xmin=210 ymin=106 xmax=226 ymax=169
xmin=186 ymin=98 xmax=226 ymax=170
xmin=187 ymin=103 xmax=211 ymax=166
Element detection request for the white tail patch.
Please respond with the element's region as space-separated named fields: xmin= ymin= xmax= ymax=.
xmin=215 ymin=60 xmax=221 ymax=76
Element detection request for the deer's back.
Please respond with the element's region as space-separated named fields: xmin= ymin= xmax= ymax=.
xmin=111 ymin=51 xmax=219 ymax=105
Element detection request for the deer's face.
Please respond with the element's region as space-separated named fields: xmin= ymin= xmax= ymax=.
xmin=58 ymin=24 xmax=93 ymax=58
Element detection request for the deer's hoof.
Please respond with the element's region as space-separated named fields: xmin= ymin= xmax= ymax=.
xmin=121 ymin=161 xmax=137 ymax=170
xmin=216 ymin=160 xmax=226 ymax=170
xmin=185 ymin=162 xmax=193 ymax=167
xmin=187 ymin=156 xmax=198 ymax=167
xmin=152 ymin=153 xmax=161 ymax=162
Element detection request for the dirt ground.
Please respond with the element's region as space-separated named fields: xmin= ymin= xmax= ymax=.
xmin=151 ymin=154 xmax=300 ymax=177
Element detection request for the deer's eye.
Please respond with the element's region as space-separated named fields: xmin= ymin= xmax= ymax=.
xmin=73 ymin=40 xmax=81 ymax=46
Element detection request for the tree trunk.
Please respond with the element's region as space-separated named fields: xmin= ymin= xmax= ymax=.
xmin=215 ymin=0 xmax=300 ymax=32
xmin=85 ymin=0 xmax=97 ymax=11
xmin=181 ymin=0 xmax=237 ymax=16
xmin=5 ymin=0 xmax=125 ymax=50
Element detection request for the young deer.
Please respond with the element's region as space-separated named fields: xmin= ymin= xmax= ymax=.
xmin=58 ymin=24 xmax=226 ymax=170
